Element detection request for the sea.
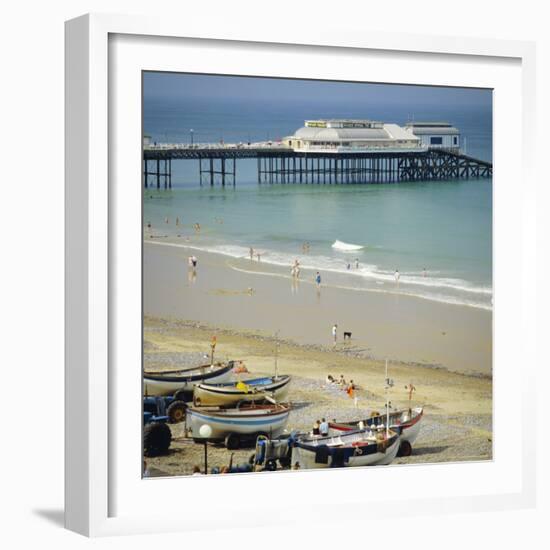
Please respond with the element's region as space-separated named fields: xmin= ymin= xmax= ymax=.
xmin=143 ymin=94 xmax=493 ymax=311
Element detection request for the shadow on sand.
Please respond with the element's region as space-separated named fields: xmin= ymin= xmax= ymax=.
xmin=411 ymin=445 xmax=449 ymax=456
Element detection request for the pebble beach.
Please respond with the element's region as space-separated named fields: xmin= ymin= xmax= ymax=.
xmin=143 ymin=316 xmax=492 ymax=477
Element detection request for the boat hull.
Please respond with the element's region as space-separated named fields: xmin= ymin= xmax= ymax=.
xmin=143 ymin=363 xmax=234 ymax=396
xmin=194 ymin=376 xmax=291 ymax=407
xmin=291 ymin=430 xmax=400 ymax=469
xmin=330 ymin=407 xmax=424 ymax=446
xmin=187 ymin=404 xmax=291 ymax=441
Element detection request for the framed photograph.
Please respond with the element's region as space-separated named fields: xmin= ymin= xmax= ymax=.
xmin=65 ymin=13 xmax=536 ymax=536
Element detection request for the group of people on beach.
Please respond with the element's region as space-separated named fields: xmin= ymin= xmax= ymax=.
xmin=326 ymin=374 xmax=356 ymax=397
xmin=346 ymin=258 xmax=360 ymax=270
xmin=312 ymin=418 xmax=330 ymax=437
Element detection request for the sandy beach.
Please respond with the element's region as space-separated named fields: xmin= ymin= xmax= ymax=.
xmin=144 ymin=240 xmax=492 ymax=376
xmin=143 ymin=315 xmax=492 ymax=477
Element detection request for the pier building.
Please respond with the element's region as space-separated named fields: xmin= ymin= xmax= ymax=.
xmin=404 ymin=121 xmax=460 ymax=150
xmin=284 ymin=119 xmax=422 ymax=153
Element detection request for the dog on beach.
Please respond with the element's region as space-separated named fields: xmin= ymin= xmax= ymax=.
xmin=343 ymin=331 xmax=352 ymax=340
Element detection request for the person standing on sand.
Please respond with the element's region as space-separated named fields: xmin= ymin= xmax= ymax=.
xmin=394 ymin=269 xmax=400 ymax=283
xmin=191 ymin=256 xmax=198 ymax=269
xmin=176 ymin=216 xmax=180 ymax=226
xmin=249 ymin=247 xmax=254 ymax=260
xmin=423 ymin=267 xmax=427 ymax=277
xmin=315 ymin=271 xmax=322 ymax=289
xmin=355 ymin=258 xmax=359 ymax=269
xmin=332 ymin=324 xmax=338 ymax=347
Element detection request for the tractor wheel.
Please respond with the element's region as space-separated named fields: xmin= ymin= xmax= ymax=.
xmin=173 ymin=389 xmax=191 ymax=402
xmin=144 ymin=422 xmax=172 ymax=457
xmin=278 ymin=457 xmax=291 ymax=469
xmin=265 ymin=459 xmax=277 ymax=471
xmin=166 ymin=400 xmax=187 ymax=424
xmin=225 ymin=433 xmax=240 ymax=450
xmin=397 ymin=440 xmax=412 ymax=457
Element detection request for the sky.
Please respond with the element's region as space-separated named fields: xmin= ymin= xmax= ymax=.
xmin=143 ymin=72 xmax=492 ymax=108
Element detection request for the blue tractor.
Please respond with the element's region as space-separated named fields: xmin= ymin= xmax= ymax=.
xmin=143 ymin=396 xmax=187 ymax=424
xmin=143 ymin=396 xmax=187 ymax=457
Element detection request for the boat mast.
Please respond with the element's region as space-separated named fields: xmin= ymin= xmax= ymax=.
xmin=274 ymin=331 xmax=279 ymax=379
xmin=385 ymin=359 xmax=394 ymax=439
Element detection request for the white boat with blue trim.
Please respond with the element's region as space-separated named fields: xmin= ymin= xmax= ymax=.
xmin=187 ymin=402 xmax=291 ymax=446
xmin=143 ymin=361 xmax=234 ymax=397
xmin=291 ymin=427 xmax=400 ymax=469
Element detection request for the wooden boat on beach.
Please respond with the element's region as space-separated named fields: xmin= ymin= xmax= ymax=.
xmin=143 ymin=362 xmax=234 ymax=397
xmin=186 ymin=402 xmax=291 ymax=448
xmin=291 ymin=427 xmax=400 ymax=469
xmin=329 ymin=407 xmax=424 ymax=456
xmin=193 ymin=375 xmax=291 ymax=406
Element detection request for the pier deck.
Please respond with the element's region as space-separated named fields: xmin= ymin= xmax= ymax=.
xmin=143 ymin=143 xmax=492 ymax=188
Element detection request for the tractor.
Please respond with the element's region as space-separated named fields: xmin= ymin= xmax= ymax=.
xmin=143 ymin=410 xmax=172 ymax=457
xmin=143 ymin=395 xmax=187 ymax=424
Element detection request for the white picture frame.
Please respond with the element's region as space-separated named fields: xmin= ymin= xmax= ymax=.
xmin=65 ymin=13 xmax=537 ymax=537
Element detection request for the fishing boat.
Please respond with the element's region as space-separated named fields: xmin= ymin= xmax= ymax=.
xmin=193 ymin=375 xmax=291 ymax=406
xmin=329 ymin=407 xmax=424 ymax=456
xmin=186 ymin=402 xmax=291 ymax=448
xmin=143 ymin=361 xmax=234 ymax=397
xmin=291 ymin=427 xmax=400 ymax=469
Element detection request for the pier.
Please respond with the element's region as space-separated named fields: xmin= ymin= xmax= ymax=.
xmin=143 ymin=143 xmax=492 ymax=188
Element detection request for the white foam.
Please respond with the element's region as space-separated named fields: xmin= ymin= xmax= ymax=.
xmin=146 ymin=239 xmax=493 ymax=311
xmin=332 ymin=240 xmax=364 ymax=251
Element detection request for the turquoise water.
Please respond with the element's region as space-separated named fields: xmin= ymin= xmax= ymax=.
xmin=144 ymin=179 xmax=492 ymax=310
xmin=143 ymin=80 xmax=492 ymax=310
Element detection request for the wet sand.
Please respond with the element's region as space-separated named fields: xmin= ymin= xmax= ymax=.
xmin=144 ymin=240 xmax=492 ymax=375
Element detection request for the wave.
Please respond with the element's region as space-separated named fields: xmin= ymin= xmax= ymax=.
xmin=332 ymin=240 xmax=364 ymax=251
xmin=147 ymin=239 xmax=493 ymax=311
